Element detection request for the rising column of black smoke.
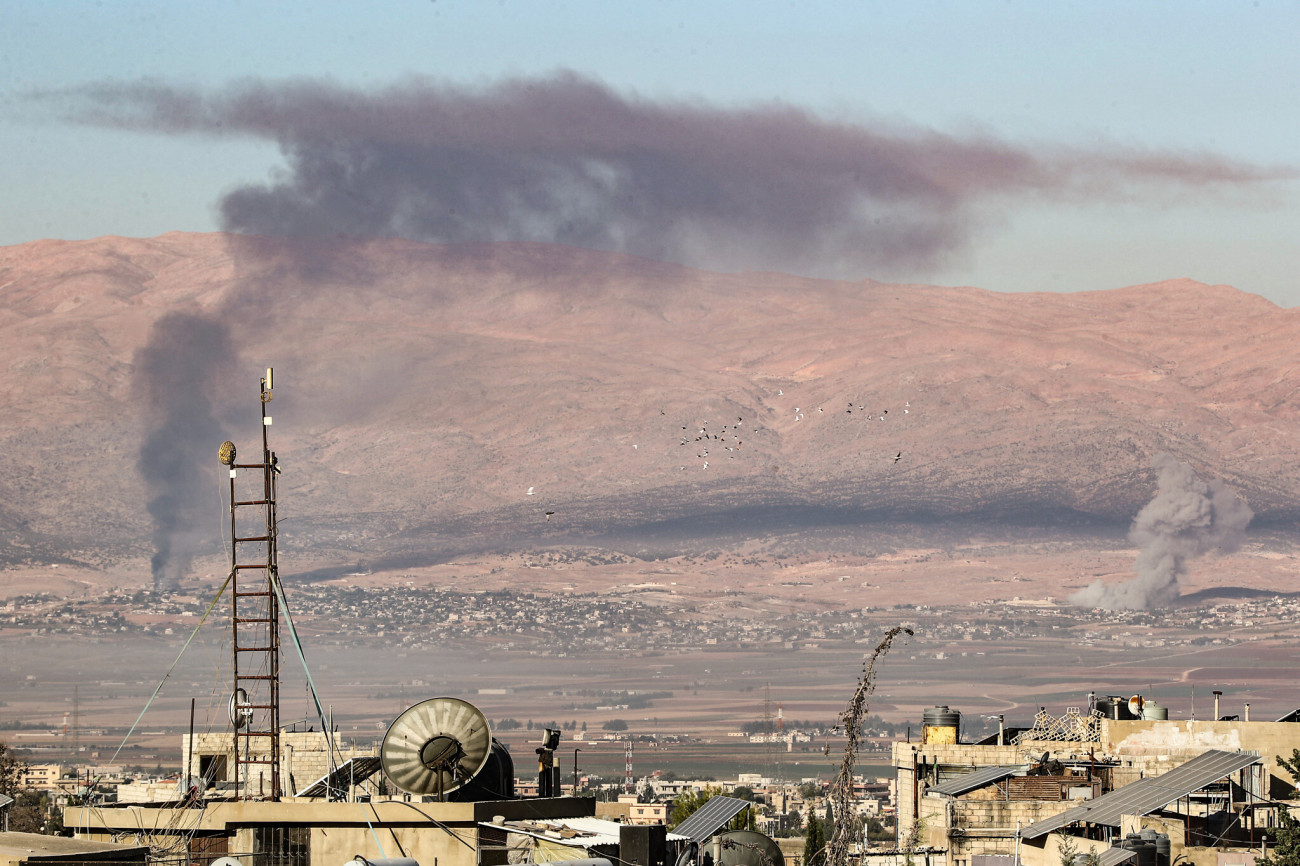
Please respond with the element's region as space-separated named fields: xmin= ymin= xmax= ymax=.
xmin=134 ymin=312 xmax=237 ymax=592
xmin=1070 ymin=454 xmax=1253 ymax=610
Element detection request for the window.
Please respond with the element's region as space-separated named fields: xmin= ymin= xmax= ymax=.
xmin=190 ymin=834 xmax=230 ymax=866
xmin=254 ymin=825 xmax=310 ymax=866
xmin=199 ymin=754 xmax=229 ymax=784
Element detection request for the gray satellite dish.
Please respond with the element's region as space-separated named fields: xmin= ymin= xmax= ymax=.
xmin=229 ymin=688 xmax=249 ymax=729
xmin=381 ymin=697 xmax=492 ymax=796
xmin=715 ymin=831 xmax=785 ymax=866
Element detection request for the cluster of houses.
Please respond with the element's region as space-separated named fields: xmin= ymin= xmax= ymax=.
xmin=3 ymin=691 xmax=1298 ymax=866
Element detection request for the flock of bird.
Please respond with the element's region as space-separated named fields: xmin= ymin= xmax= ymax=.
xmin=794 ymin=399 xmax=909 ymax=424
xmin=679 ymin=416 xmax=747 ymax=471
xmin=526 ymin=387 xmax=916 ymax=521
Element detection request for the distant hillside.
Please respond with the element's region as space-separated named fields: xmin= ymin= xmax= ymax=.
xmin=1 ymin=232 xmax=1297 ymax=572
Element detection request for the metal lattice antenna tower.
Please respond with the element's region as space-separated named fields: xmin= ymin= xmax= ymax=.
xmin=222 ymin=368 xmax=282 ymax=800
xmin=624 ymin=738 xmax=634 ymax=793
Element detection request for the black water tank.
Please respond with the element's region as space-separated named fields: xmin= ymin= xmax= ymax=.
xmin=448 ymin=739 xmax=516 ymax=801
xmin=1151 ymin=833 xmax=1171 ymax=866
xmin=621 ymin=824 xmax=668 ymax=866
xmin=1120 ymin=834 xmax=1156 ymax=866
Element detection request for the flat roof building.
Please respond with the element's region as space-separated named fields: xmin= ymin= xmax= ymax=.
xmin=892 ymin=703 xmax=1300 ymax=866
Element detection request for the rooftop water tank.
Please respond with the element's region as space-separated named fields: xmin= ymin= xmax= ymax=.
xmin=1120 ymin=833 xmax=1157 ymax=866
xmin=1142 ymin=702 xmax=1168 ymax=721
xmin=922 ymin=706 xmax=961 ymax=745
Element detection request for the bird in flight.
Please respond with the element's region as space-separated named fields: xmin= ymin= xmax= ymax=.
xmin=527 ymin=487 xmax=535 ymax=495
xmin=893 ymin=452 xmax=902 ymax=463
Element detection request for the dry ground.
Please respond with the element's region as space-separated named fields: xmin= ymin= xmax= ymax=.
xmin=3 ymin=535 xmax=1297 ymax=778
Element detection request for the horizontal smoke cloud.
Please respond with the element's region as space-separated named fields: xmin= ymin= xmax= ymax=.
xmin=40 ymin=73 xmax=1295 ymax=278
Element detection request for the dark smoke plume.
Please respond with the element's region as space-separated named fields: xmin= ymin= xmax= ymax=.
xmin=36 ymin=74 xmax=1282 ymax=580
xmin=134 ymin=312 xmax=236 ymax=591
xmin=1070 ymin=454 xmax=1253 ymax=610
xmin=42 ymin=73 xmax=1293 ymax=278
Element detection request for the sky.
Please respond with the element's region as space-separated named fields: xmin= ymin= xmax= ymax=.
xmin=2 ymin=1 xmax=1298 ymax=305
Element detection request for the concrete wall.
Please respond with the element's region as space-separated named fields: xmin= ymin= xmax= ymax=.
xmin=1017 ymin=832 xmax=1111 ymax=866
xmin=183 ymin=731 xmax=382 ymax=797
xmin=893 ymin=742 xmax=1026 ymax=844
xmin=915 ymin=796 xmax=1078 ymax=863
xmin=890 ymin=720 xmax=1300 ymax=866
xmin=0 ymin=831 xmax=149 ymax=866
xmin=66 ymin=796 xmax=595 ymax=866
xmin=1120 ymin=814 xmax=1188 ymax=865
xmin=1103 ymin=720 xmax=1300 ymax=795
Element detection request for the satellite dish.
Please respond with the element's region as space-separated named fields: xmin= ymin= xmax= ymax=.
xmin=715 ymin=831 xmax=785 ymax=866
xmin=229 ymin=688 xmax=249 ymax=729
xmin=381 ymin=697 xmax=492 ymax=796
xmin=212 ymin=857 xmax=245 ymax=866
xmin=1128 ymin=695 xmax=1145 ymax=717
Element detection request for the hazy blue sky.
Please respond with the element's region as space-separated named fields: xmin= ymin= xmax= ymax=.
xmin=3 ymin=1 xmax=1297 ymax=305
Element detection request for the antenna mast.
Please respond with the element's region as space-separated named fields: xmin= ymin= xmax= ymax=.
xmin=624 ymin=738 xmax=634 ymax=793
xmin=221 ymin=368 xmax=282 ymax=800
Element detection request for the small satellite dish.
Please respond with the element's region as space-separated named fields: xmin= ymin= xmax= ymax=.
xmin=381 ymin=697 xmax=492 ymax=796
xmin=212 ymin=857 xmax=245 ymax=866
xmin=229 ymin=688 xmax=249 ymax=729
xmin=1128 ymin=695 xmax=1145 ymax=717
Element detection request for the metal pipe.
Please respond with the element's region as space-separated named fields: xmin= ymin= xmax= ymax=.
xmin=912 ymin=749 xmax=919 ymax=841
xmin=187 ymin=697 xmax=195 ymax=792
xmin=1213 ymin=690 xmax=1222 ymax=721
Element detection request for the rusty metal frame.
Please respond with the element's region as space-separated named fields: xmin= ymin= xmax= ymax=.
xmin=227 ymin=372 xmax=282 ymax=800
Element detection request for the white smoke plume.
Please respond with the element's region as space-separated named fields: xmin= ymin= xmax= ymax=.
xmin=1071 ymin=454 xmax=1253 ymax=610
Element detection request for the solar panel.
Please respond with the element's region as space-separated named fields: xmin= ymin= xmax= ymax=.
xmin=481 ymin=818 xmax=690 ymax=847
xmin=1097 ymin=848 xmax=1138 ymax=866
xmin=295 ymin=756 xmax=384 ymax=799
xmin=673 ymin=796 xmax=751 ymax=843
xmin=1020 ymin=750 xmax=1259 ymax=839
xmin=929 ymin=765 xmax=1025 ymax=797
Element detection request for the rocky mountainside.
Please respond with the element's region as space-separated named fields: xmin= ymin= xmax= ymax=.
xmin=2 ymin=232 xmax=1297 ymax=575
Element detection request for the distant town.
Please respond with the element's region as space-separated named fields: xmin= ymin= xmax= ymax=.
xmin=3 ymin=584 xmax=1292 ymax=655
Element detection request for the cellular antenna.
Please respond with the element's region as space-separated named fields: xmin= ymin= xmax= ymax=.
xmin=221 ymin=368 xmax=283 ymax=799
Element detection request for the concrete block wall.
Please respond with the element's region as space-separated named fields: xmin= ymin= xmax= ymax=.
xmin=1104 ymin=720 xmax=1300 ymax=794
xmin=182 ymin=731 xmax=380 ymax=796
xmin=914 ymin=796 xmax=1063 ymax=850
xmin=892 ymin=719 xmax=1300 ymax=861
